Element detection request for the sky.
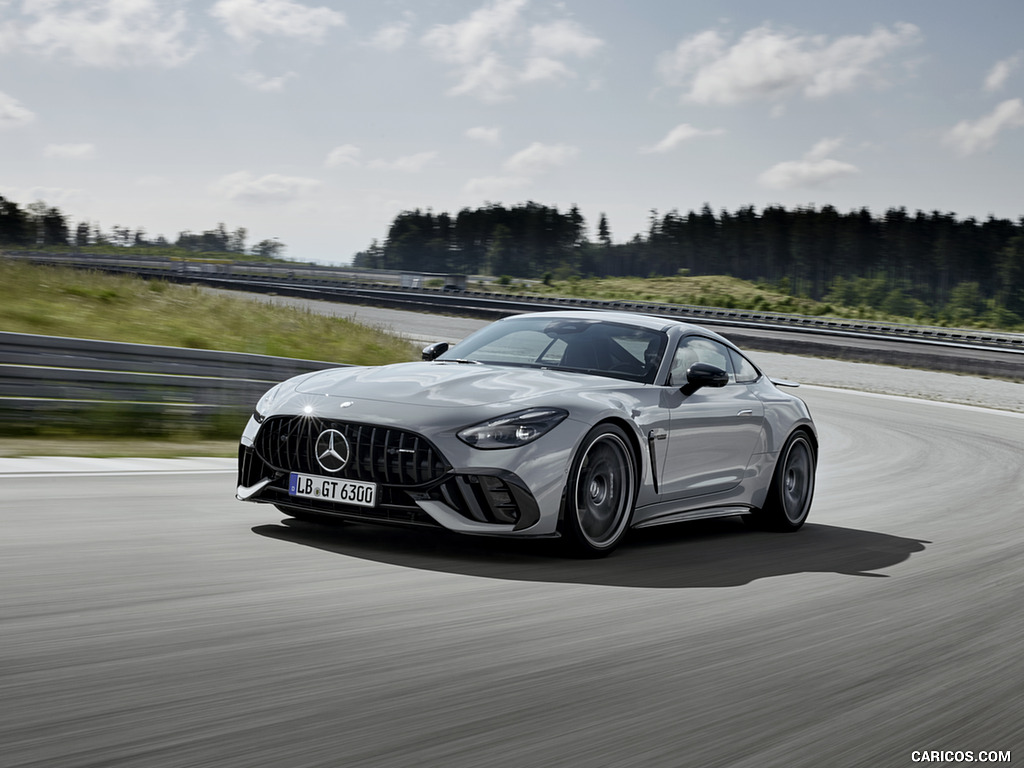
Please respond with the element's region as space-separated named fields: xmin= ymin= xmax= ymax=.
xmin=2 ymin=0 xmax=1023 ymax=265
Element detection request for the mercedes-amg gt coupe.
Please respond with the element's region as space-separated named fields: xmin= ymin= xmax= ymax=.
xmin=237 ymin=310 xmax=817 ymax=556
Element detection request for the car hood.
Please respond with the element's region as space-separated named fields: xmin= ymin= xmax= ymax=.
xmin=293 ymin=361 xmax=609 ymax=408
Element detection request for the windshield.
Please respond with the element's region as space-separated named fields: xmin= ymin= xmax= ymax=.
xmin=437 ymin=316 xmax=667 ymax=384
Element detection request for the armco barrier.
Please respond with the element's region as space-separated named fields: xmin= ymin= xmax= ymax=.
xmin=182 ymin=276 xmax=1024 ymax=380
xmin=0 ymin=332 xmax=343 ymax=435
xmin=10 ymin=251 xmax=1024 ymax=351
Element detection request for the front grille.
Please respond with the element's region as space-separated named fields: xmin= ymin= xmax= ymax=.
xmin=253 ymin=415 xmax=450 ymax=487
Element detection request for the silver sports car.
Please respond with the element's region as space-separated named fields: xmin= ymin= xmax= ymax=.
xmin=237 ymin=310 xmax=817 ymax=556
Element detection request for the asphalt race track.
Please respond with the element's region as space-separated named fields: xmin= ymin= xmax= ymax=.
xmin=3 ymin=383 xmax=1022 ymax=768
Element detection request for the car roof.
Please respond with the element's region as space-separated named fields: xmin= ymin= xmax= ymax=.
xmin=510 ymin=309 xmax=735 ymax=345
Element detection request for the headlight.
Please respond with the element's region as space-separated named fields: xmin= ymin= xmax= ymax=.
xmin=457 ymin=408 xmax=568 ymax=449
xmin=253 ymin=383 xmax=284 ymax=423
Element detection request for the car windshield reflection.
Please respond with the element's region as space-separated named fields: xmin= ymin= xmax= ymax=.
xmin=437 ymin=316 xmax=667 ymax=384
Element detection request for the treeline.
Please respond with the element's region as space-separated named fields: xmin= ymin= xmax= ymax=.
xmin=5 ymin=193 xmax=1023 ymax=323
xmin=0 ymin=196 xmax=285 ymax=259
xmin=354 ymin=202 xmax=1024 ymax=321
xmin=355 ymin=202 xmax=587 ymax=277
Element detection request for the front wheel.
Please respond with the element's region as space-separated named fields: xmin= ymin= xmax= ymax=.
xmin=750 ymin=431 xmax=816 ymax=531
xmin=562 ymin=424 xmax=637 ymax=557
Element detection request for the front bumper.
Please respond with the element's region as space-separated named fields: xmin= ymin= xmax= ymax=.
xmin=236 ymin=414 xmax=555 ymax=535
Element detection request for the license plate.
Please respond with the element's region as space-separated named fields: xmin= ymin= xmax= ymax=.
xmin=288 ymin=473 xmax=377 ymax=508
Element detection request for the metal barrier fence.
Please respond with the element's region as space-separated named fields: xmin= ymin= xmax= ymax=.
xmin=9 ymin=250 xmax=1024 ymax=350
xmin=0 ymin=332 xmax=342 ymax=437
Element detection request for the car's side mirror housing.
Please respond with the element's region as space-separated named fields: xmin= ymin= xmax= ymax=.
xmin=681 ymin=362 xmax=729 ymax=396
xmin=422 ymin=341 xmax=449 ymax=361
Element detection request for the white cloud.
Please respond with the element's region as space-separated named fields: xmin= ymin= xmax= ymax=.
xmin=943 ymin=98 xmax=1024 ymax=156
xmin=422 ymin=0 xmax=524 ymax=65
xmin=464 ymin=175 xmax=530 ymax=197
xmin=238 ymin=70 xmax=297 ymax=92
xmin=642 ymin=123 xmax=724 ymax=153
xmin=759 ymin=158 xmax=860 ymax=189
xmin=324 ymin=147 xmax=438 ymax=172
xmin=466 ymin=126 xmax=501 ymax=144
xmin=521 ymin=56 xmax=571 ymax=83
xmin=367 ymin=151 xmax=439 ymax=173
xmin=8 ymin=0 xmax=195 ymax=68
xmin=368 ymin=18 xmax=412 ymax=52
xmin=421 ymin=0 xmax=523 ymax=100
xmin=983 ymin=53 xmax=1023 ymax=93
xmin=213 ymin=171 xmax=323 ymax=203
xmin=422 ymin=0 xmax=603 ymax=101
xmin=325 ymin=144 xmax=362 ymax=168
xmin=0 ymin=91 xmax=35 ymax=128
xmin=44 ymin=143 xmax=97 ymax=159
xmin=805 ymin=137 xmax=845 ymax=162
xmin=659 ymin=22 xmax=921 ymax=104
xmin=210 ymin=0 xmax=345 ymax=44
xmin=758 ymin=138 xmax=859 ymax=189
xmin=529 ymin=19 xmax=603 ymax=58
xmin=504 ymin=142 xmax=578 ymax=175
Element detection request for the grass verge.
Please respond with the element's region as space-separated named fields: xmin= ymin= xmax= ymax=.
xmin=0 ymin=258 xmax=420 ymax=363
xmin=0 ymin=258 xmax=421 ymax=454
xmin=0 ymin=438 xmax=239 ymax=459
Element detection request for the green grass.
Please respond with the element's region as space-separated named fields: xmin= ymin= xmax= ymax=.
xmin=0 ymin=258 xmax=421 ymax=454
xmin=483 ymin=273 xmax=1021 ymax=330
xmin=13 ymin=243 xmax=288 ymax=262
xmin=486 ymin=274 xmax=833 ymax=315
xmin=0 ymin=438 xmax=239 ymax=459
xmin=0 ymin=258 xmax=420 ymax=364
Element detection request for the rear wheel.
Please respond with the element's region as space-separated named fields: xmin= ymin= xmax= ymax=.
xmin=750 ymin=431 xmax=816 ymax=531
xmin=562 ymin=424 xmax=637 ymax=557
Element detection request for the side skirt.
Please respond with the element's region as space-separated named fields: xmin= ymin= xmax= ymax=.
xmin=632 ymin=505 xmax=752 ymax=529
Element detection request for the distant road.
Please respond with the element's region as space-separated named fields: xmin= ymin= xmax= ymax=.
xmin=206 ymin=287 xmax=487 ymax=344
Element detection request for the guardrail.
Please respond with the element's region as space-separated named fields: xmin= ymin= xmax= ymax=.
xmin=0 ymin=332 xmax=342 ymax=437
xmin=146 ymin=274 xmax=1024 ymax=380
xmin=6 ymin=252 xmax=1024 ymax=382
xmin=10 ymin=250 xmax=1024 ymax=351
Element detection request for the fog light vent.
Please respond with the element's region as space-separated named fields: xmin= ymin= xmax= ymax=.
xmin=479 ymin=475 xmax=520 ymax=524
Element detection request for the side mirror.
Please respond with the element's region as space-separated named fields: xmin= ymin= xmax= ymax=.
xmin=422 ymin=341 xmax=449 ymax=361
xmin=681 ymin=362 xmax=729 ymax=396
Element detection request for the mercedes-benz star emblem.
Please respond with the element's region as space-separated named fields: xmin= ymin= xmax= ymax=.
xmin=315 ymin=429 xmax=350 ymax=473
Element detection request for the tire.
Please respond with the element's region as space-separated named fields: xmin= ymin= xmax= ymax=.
xmin=751 ymin=431 xmax=816 ymax=531
xmin=562 ymin=424 xmax=637 ymax=557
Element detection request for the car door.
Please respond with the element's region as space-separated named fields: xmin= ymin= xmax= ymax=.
xmin=656 ymin=336 xmax=765 ymax=500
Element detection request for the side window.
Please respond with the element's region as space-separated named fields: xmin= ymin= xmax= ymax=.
xmin=669 ymin=337 xmax=735 ymax=385
xmin=729 ymin=349 xmax=761 ymax=384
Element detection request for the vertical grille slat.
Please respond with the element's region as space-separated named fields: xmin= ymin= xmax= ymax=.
xmin=411 ymin=436 xmax=422 ymax=486
xmin=384 ymin=429 xmax=396 ymax=485
xmin=398 ymin=432 xmax=410 ymax=485
xmin=253 ymin=416 xmax=448 ymax=487
xmin=370 ymin=427 xmax=382 ymax=482
xmin=351 ymin=425 xmax=366 ymax=482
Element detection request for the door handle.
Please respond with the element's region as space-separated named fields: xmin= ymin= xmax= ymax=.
xmin=736 ymin=409 xmax=753 ymax=417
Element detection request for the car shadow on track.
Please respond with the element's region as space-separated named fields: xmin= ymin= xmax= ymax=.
xmin=251 ymin=517 xmax=929 ymax=589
